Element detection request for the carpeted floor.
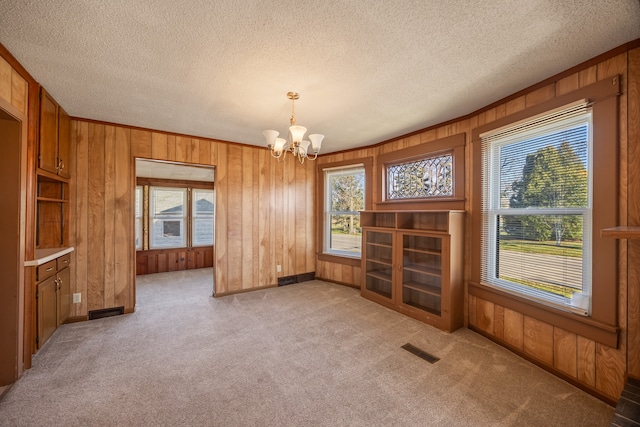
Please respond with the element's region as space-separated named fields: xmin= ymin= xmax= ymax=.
xmin=0 ymin=268 xmax=615 ymax=426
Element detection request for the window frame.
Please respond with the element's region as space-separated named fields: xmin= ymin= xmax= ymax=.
xmin=317 ymin=158 xmax=373 ymax=266
xmin=191 ymin=188 xmax=215 ymax=247
xmin=323 ymin=165 xmax=366 ymax=258
xmin=377 ymin=133 xmax=465 ymax=210
xmin=470 ymin=76 xmax=621 ymax=348
xmin=481 ymin=107 xmax=594 ymax=313
xmin=136 ymin=177 xmax=215 ymax=252
xmin=149 ymin=186 xmax=188 ymax=250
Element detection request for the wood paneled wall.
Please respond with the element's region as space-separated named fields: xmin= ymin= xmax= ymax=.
xmin=136 ymin=247 xmax=214 ymax=275
xmin=317 ymin=47 xmax=639 ymax=402
xmin=69 ymin=122 xmax=315 ymax=316
xmin=0 ymin=55 xmax=28 ymax=115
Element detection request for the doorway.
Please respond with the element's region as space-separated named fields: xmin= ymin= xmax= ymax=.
xmin=0 ymin=104 xmax=27 ymax=387
xmin=133 ymin=159 xmax=215 ymax=294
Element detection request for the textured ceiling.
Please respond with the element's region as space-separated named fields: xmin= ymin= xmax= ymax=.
xmin=0 ymin=1 xmax=639 ymax=154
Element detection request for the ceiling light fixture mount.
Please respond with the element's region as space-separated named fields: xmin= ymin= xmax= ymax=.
xmin=264 ymin=92 xmax=323 ymax=164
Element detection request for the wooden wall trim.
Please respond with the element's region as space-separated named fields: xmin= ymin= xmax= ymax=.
xmin=469 ymin=324 xmax=617 ymax=407
xmin=71 ymin=115 xmax=253 ymax=152
xmin=469 ymin=282 xmax=618 ymax=348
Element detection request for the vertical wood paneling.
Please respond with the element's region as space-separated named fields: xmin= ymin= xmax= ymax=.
xmin=226 ymin=144 xmax=242 ymax=291
xmin=523 ymin=316 xmax=553 ymax=365
xmin=626 ymin=49 xmax=640 ymax=378
xmin=151 ymin=132 xmax=168 ymax=160
xmin=524 ymin=83 xmax=555 ymax=107
xmin=74 ymin=121 xmax=89 ymax=317
xmin=130 ymin=129 xmax=151 ymax=158
xmin=595 ymin=343 xmax=625 ymax=399
xmin=577 ymin=336 xmax=596 ymax=387
xmin=258 ymin=149 xmax=269 ymax=285
xmin=556 ymin=73 xmax=580 ymax=96
xmin=191 ymin=139 xmax=200 ymax=164
xmin=294 ymin=161 xmax=306 ymax=273
xmin=114 ymin=127 xmax=131 ymax=308
xmin=251 ymin=149 xmax=260 ymax=286
xmin=241 ymin=146 xmax=254 ymax=289
xmin=503 ymin=308 xmax=524 ymax=351
xmin=11 ymin=69 xmax=27 ymax=114
xmin=87 ymin=123 xmax=105 ymax=311
xmin=494 ymin=305 xmax=504 ymax=340
xmin=553 ymin=327 xmax=577 ymax=378
xmin=167 ymin=135 xmax=176 ymax=161
xmin=476 ymin=298 xmax=494 ymax=334
xmin=176 ymin=136 xmax=191 ymax=163
xmin=215 ymin=143 xmax=228 ymax=293
xmin=103 ymin=126 xmax=116 ymax=308
xmin=0 ymin=56 xmax=11 ymax=102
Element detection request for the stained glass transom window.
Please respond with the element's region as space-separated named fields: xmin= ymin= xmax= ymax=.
xmin=387 ymin=154 xmax=453 ymax=199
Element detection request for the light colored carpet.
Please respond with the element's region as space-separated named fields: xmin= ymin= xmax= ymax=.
xmin=0 ymin=268 xmax=614 ymax=426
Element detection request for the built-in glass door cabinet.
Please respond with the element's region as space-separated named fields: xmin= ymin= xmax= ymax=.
xmin=361 ymin=210 xmax=464 ymax=332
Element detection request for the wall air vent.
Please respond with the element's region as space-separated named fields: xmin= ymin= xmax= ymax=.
xmin=88 ymin=306 xmax=124 ymax=320
xmin=277 ymin=272 xmax=316 ymax=286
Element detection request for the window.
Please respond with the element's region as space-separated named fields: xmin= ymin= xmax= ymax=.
xmin=192 ymin=189 xmax=214 ymax=246
xmin=387 ymin=153 xmax=453 ymax=199
xmin=136 ymin=183 xmax=215 ymax=251
xmin=378 ymin=133 xmax=465 ymax=209
xmin=150 ymin=187 xmax=187 ymax=249
xmin=324 ymin=166 xmax=365 ymax=257
xmin=480 ymin=101 xmax=592 ymax=314
xmin=135 ymin=186 xmax=143 ymax=250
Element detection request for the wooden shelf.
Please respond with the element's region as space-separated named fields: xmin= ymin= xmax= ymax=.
xmin=367 ymin=257 xmax=392 ymax=266
xmin=601 ymin=226 xmax=640 ymax=239
xmin=36 ymin=197 xmax=68 ymax=203
xmin=403 ymin=247 xmax=441 ymax=256
xmin=366 ymin=241 xmax=392 ymax=249
xmin=403 ymin=281 xmax=441 ymax=297
xmin=403 ymin=263 xmax=441 ymax=277
xmin=366 ymin=270 xmax=392 ymax=283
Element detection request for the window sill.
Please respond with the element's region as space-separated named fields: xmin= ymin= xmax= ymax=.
xmin=469 ymin=281 xmax=619 ymax=348
xmin=317 ymin=252 xmax=361 ymax=267
xmin=375 ymin=198 xmax=465 ymax=211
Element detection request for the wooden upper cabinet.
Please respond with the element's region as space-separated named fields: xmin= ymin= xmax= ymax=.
xmin=57 ymin=107 xmax=70 ymax=178
xmin=38 ymin=88 xmax=70 ymax=178
xmin=39 ymin=88 xmax=58 ymax=175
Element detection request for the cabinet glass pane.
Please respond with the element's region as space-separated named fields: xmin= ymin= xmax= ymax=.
xmin=365 ymin=230 xmax=393 ymax=298
xmin=402 ymin=234 xmax=442 ymax=315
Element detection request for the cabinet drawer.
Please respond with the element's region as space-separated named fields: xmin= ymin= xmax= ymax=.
xmin=57 ymin=253 xmax=71 ymax=270
xmin=37 ymin=260 xmax=57 ymax=282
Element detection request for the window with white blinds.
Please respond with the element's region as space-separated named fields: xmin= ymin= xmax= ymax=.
xmin=480 ymin=101 xmax=593 ymax=314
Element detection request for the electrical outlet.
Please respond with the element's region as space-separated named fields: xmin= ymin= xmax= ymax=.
xmin=276 ymin=265 xmax=282 ymax=272
xmin=73 ymin=293 xmax=81 ymax=303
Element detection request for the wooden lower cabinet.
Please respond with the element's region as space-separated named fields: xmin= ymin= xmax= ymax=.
xmin=361 ymin=210 xmax=464 ymax=332
xmin=36 ymin=254 xmax=71 ymax=348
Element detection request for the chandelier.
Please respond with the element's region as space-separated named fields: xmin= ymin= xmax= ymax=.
xmin=264 ymin=92 xmax=324 ymax=164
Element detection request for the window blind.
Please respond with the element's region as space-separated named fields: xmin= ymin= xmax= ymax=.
xmin=480 ymin=100 xmax=593 ymax=315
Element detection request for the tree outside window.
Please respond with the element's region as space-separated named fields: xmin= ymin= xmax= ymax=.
xmin=325 ymin=167 xmax=365 ymax=256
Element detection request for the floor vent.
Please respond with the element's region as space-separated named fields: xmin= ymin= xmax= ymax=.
xmin=401 ymin=343 xmax=440 ymax=364
xmin=88 ymin=306 xmax=124 ymax=320
xmin=278 ymin=272 xmax=316 ymax=286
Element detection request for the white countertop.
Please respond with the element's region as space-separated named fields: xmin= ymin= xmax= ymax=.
xmin=24 ymin=247 xmax=74 ymax=267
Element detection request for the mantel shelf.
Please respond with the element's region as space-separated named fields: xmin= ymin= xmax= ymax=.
xmin=600 ymin=226 xmax=640 ymax=239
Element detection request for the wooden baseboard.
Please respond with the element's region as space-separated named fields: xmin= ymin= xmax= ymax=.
xmin=214 ymin=284 xmax=278 ymax=298
xmin=469 ymin=325 xmax=617 ymax=406
xmin=315 ymin=276 xmax=360 ymax=289
xmin=64 ymin=315 xmax=88 ymax=324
